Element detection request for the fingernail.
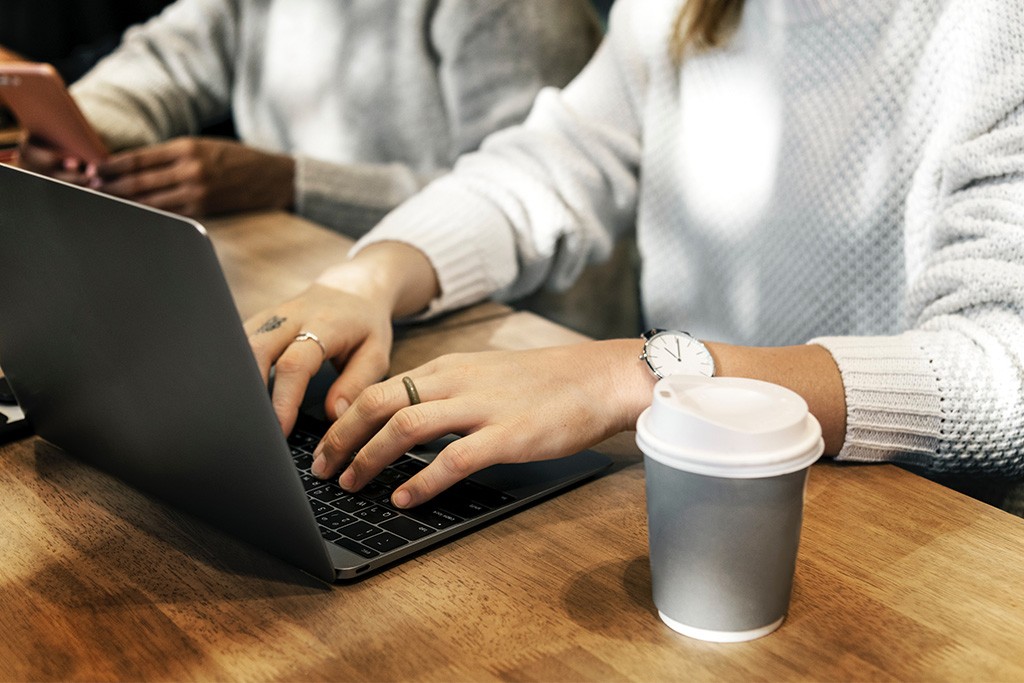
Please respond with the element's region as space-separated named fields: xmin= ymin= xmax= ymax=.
xmin=391 ymin=488 xmax=411 ymax=509
xmin=311 ymin=454 xmax=326 ymax=478
xmin=339 ymin=469 xmax=355 ymax=491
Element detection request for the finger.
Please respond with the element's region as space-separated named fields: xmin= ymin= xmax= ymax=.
xmin=99 ymin=164 xmax=190 ymax=199
xmin=324 ymin=340 xmax=389 ymax=420
xmin=313 ymin=374 xmax=430 ymax=480
xmin=269 ymin=338 xmax=327 ymax=435
xmin=20 ymin=144 xmax=89 ymax=183
xmin=50 ymin=168 xmax=93 ymax=185
xmin=19 ymin=138 xmax=63 ymax=169
xmin=97 ymin=142 xmax=185 ymax=176
xmin=245 ymin=311 xmax=301 ymax=384
xmin=391 ymin=428 xmax=509 ymax=508
xmin=340 ymin=399 xmax=472 ymax=494
xmin=131 ymin=185 xmax=199 ymax=216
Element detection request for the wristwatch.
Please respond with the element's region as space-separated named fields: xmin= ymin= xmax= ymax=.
xmin=639 ymin=328 xmax=715 ymax=379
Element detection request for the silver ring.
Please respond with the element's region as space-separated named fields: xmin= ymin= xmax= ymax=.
xmin=293 ymin=331 xmax=327 ymax=360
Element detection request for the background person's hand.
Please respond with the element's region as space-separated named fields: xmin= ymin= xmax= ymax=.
xmin=311 ymin=339 xmax=655 ymax=509
xmin=94 ymin=136 xmax=295 ymax=217
xmin=17 ymin=136 xmax=96 ymax=185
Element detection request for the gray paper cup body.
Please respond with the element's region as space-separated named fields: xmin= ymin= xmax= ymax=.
xmin=644 ymin=459 xmax=808 ymax=639
xmin=636 ymin=376 xmax=822 ymax=642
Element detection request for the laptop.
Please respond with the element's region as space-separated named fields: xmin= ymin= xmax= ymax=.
xmin=0 ymin=164 xmax=611 ymax=581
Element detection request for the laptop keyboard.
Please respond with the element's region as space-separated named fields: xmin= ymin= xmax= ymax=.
xmin=287 ymin=429 xmax=517 ymax=559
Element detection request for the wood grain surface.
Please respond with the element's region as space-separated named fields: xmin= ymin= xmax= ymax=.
xmin=1 ymin=211 xmax=1022 ymax=681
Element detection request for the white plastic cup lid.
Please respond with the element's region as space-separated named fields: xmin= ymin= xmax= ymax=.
xmin=635 ymin=375 xmax=823 ymax=479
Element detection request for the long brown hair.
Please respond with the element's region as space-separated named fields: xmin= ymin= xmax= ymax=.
xmin=670 ymin=0 xmax=745 ymax=61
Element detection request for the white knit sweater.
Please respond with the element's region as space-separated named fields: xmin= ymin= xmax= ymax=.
xmin=69 ymin=0 xmax=600 ymax=235
xmin=358 ymin=0 xmax=1024 ymax=477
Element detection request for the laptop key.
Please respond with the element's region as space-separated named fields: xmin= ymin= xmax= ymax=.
xmin=318 ymin=510 xmax=357 ymax=531
xmin=299 ymin=472 xmax=329 ymax=491
xmin=310 ymin=499 xmax=332 ymax=517
xmin=288 ymin=431 xmax=319 ymax=449
xmin=358 ymin=480 xmax=395 ymax=502
xmin=308 ymin=484 xmax=349 ymax=505
xmin=333 ymin=536 xmax=380 ymax=559
xmin=331 ymin=494 xmax=373 ymax=513
xmin=432 ymin=489 xmax=491 ymax=519
xmin=375 ymin=468 xmax=408 ymax=486
xmin=340 ymin=520 xmax=383 ymax=541
xmin=392 ymin=457 xmax=428 ymax=476
xmin=379 ymin=516 xmax=436 ymax=541
xmin=406 ymin=506 xmax=463 ymax=530
xmin=458 ymin=480 xmax=517 ymax=508
xmin=356 ymin=505 xmax=400 ymax=525
xmin=362 ymin=532 xmax=409 ymax=553
xmin=292 ymin=452 xmax=314 ymax=470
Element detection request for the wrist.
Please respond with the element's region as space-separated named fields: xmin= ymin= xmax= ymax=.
xmin=315 ymin=242 xmax=439 ymax=318
xmin=597 ymin=338 xmax=659 ymax=432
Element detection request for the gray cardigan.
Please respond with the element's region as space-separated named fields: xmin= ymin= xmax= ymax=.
xmin=71 ymin=0 xmax=601 ymax=235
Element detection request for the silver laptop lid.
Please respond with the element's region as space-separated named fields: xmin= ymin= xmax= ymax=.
xmin=0 ymin=165 xmax=335 ymax=581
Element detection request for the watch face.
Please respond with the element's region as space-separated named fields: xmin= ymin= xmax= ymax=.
xmin=644 ymin=332 xmax=714 ymax=378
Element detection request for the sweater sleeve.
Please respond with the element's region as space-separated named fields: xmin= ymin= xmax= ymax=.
xmin=813 ymin=108 xmax=1024 ymax=475
xmin=294 ymin=0 xmax=602 ymax=237
xmin=68 ymin=0 xmax=238 ymax=151
xmin=350 ymin=0 xmax=644 ymax=315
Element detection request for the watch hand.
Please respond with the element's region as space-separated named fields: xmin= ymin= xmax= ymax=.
xmin=660 ymin=340 xmax=680 ymax=361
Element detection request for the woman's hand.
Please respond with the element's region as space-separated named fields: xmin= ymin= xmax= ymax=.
xmin=244 ymin=242 xmax=441 ymax=435
xmin=93 ymin=136 xmax=295 ymax=217
xmin=311 ymin=339 xmax=655 ymax=509
xmin=245 ymin=284 xmax=395 ymax=436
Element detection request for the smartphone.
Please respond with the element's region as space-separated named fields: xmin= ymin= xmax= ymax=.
xmin=0 ymin=62 xmax=107 ymax=164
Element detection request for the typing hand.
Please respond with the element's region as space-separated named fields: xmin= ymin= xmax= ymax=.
xmin=244 ymin=243 xmax=439 ymax=436
xmin=311 ymin=339 xmax=654 ymax=509
xmin=93 ymin=136 xmax=295 ymax=218
xmin=244 ymin=283 xmax=394 ymax=437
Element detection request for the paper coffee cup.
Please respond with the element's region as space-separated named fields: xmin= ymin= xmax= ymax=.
xmin=635 ymin=375 xmax=823 ymax=642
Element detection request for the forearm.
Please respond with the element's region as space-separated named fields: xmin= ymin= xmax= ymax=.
xmin=71 ymin=0 xmax=235 ymax=149
xmin=294 ymin=156 xmax=439 ymax=237
xmin=315 ymin=242 xmax=440 ymax=319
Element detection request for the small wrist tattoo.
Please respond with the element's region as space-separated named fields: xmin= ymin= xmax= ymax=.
xmin=254 ymin=315 xmax=286 ymax=334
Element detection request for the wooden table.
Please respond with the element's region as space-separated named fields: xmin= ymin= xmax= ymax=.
xmin=2 ymin=211 xmax=1024 ymax=681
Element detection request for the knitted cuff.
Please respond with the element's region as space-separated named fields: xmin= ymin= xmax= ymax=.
xmin=294 ymin=156 xmax=436 ymax=239
xmin=809 ymin=334 xmax=943 ymax=467
xmin=349 ymin=180 xmax=518 ymax=319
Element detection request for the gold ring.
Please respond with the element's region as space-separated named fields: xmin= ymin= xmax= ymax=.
xmin=402 ymin=376 xmax=421 ymax=406
xmin=293 ymin=331 xmax=327 ymax=360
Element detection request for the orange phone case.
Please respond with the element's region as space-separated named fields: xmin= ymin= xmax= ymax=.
xmin=0 ymin=62 xmax=108 ymax=163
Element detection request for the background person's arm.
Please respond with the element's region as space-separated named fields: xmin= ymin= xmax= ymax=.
xmin=292 ymin=0 xmax=603 ymax=236
xmin=69 ymin=0 xmax=237 ymax=150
